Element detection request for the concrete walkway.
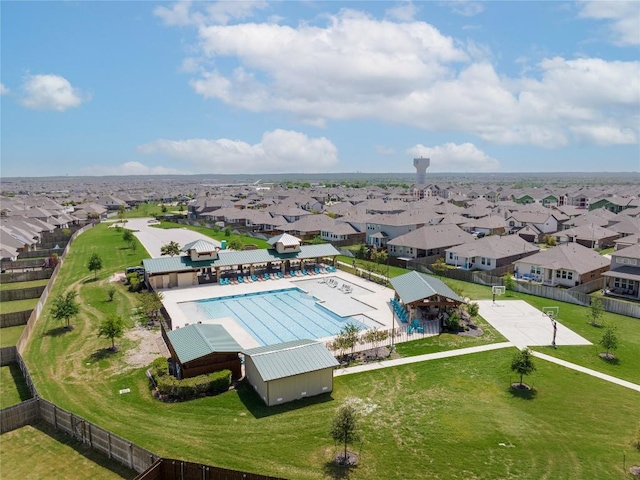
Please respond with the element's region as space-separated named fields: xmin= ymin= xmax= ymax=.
xmin=334 ymin=342 xmax=514 ymax=376
xmin=531 ymin=351 xmax=640 ymax=393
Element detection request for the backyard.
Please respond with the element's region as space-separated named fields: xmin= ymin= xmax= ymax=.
xmin=17 ymin=224 xmax=640 ymax=479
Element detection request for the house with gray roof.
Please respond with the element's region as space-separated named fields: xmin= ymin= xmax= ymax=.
xmin=243 ymin=339 xmax=339 ymax=407
xmin=602 ymin=243 xmax=640 ymax=300
xmin=513 ymin=243 xmax=610 ymax=287
xmin=445 ymin=235 xmax=539 ymax=271
xmin=555 ymin=224 xmax=620 ymax=249
xmin=388 ymin=224 xmax=474 ymax=259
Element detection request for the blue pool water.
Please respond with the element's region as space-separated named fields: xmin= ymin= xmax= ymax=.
xmin=188 ymin=288 xmax=368 ymax=346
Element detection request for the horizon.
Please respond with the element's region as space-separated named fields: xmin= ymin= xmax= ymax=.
xmin=1 ymin=1 xmax=639 ymax=177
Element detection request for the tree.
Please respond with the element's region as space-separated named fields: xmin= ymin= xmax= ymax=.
xmin=355 ymin=244 xmax=367 ymax=260
xmin=122 ymin=229 xmax=135 ymax=249
xmin=87 ymin=253 xmax=103 ymax=279
xmin=503 ymin=273 xmax=516 ymax=296
xmin=599 ymin=324 xmax=618 ymax=358
xmin=589 ymin=297 xmax=604 ymax=327
xmin=97 ymin=314 xmax=125 ymax=350
xmin=117 ymin=204 xmax=127 ymax=224
xmin=511 ymin=348 xmax=536 ymax=388
xmin=466 ymin=301 xmax=479 ymax=318
xmin=330 ymin=403 xmax=361 ymax=465
xmin=51 ymin=290 xmax=80 ymax=328
xmin=311 ymin=235 xmax=325 ymax=245
xmin=106 ymin=285 xmax=116 ymax=302
xmin=445 ymin=311 xmax=461 ymax=332
xmin=137 ymin=291 xmax=164 ymax=324
xmin=432 ymin=258 xmax=447 ymax=277
xmin=335 ymin=323 xmax=360 ymax=359
xmin=371 ymin=249 xmax=387 ymax=266
xmin=227 ymin=238 xmax=244 ymax=251
xmin=224 ymin=226 xmax=231 ymax=237
xmin=160 ymin=241 xmax=180 ymax=257
xmin=161 ymin=205 xmax=168 ymax=213
xmin=543 ymin=234 xmax=557 ymax=247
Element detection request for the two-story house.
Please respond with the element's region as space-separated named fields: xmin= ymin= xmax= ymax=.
xmin=602 ymin=243 xmax=640 ymax=299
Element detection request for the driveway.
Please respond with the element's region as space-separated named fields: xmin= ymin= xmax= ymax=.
xmin=123 ymin=218 xmax=220 ymax=258
xmin=476 ymin=299 xmax=591 ymax=349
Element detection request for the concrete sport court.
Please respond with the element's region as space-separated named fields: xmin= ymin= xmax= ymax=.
xmin=476 ymin=299 xmax=591 ymax=349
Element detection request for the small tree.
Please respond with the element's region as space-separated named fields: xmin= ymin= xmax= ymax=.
xmin=511 ymin=348 xmax=536 ymax=388
xmin=224 ymin=226 xmax=231 ymax=237
xmin=543 ymin=235 xmax=557 ymax=247
xmin=503 ymin=273 xmax=516 ymax=296
xmin=336 ymin=323 xmax=360 ymax=360
xmin=87 ymin=253 xmax=103 ymax=279
xmin=106 ymin=285 xmax=116 ymax=302
xmin=589 ymin=297 xmax=604 ymax=327
xmin=432 ymin=257 xmax=447 ymax=277
xmin=122 ymin=229 xmax=135 ymax=249
xmin=126 ymin=273 xmax=142 ymax=292
xmin=311 ymin=235 xmax=325 ymax=245
xmin=355 ymin=244 xmax=367 ymax=260
xmin=137 ymin=291 xmax=164 ymax=324
xmin=599 ymin=324 xmax=618 ymax=359
xmin=160 ymin=241 xmax=181 ymax=257
xmin=98 ymin=314 xmax=125 ymax=350
xmin=466 ymin=301 xmax=479 ymax=318
xmin=330 ymin=403 xmax=361 ymax=465
xmin=51 ymin=290 xmax=80 ymax=328
xmin=227 ymin=238 xmax=244 ymax=251
xmin=117 ymin=205 xmax=127 ymax=224
xmin=445 ymin=311 xmax=461 ymax=332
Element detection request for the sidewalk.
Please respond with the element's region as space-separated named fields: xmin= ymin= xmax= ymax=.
xmin=531 ymin=351 xmax=640 ymax=393
xmin=334 ymin=342 xmax=514 ymax=376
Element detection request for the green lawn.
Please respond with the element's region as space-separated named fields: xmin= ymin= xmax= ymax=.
xmin=123 ymin=202 xmax=165 ymax=218
xmin=0 ymin=423 xmax=136 ymax=480
xmin=0 ymin=325 xmax=26 ymax=347
xmin=0 ymin=363 xmax=31 ymax=408
xmin=0 ymin=279 xmax=49 ymax=291
xmin=20 ymin=226 xmax=640 ymax=479
xmin=0 ymin=298 xmax=38 ymax=314
xmin=154 ymin=220 xmax=270 ymax=249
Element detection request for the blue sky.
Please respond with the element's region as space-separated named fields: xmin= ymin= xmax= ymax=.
xmin=1 ymin=1 xmax=639 ymax=177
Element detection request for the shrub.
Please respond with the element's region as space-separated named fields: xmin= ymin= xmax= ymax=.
xmin=150 ymin=357 xmax=169 ymax=381
xmin=155 ymin=368 xmax=232 ymax=400
xmin=445 ymin=312 xmax=461 ymax=332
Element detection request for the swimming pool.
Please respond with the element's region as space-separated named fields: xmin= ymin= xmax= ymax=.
xmin=181 ymin=288 xmax=368 ymax=346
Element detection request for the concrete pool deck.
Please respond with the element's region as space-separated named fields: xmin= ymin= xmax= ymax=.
xmin=160 ymin=270 xmax=400 ymax=350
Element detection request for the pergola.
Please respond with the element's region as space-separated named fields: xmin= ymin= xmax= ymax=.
xmin=389 ymin=271 xmax=463 ymax=322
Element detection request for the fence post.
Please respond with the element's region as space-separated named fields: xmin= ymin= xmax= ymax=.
xmin=53 ymin=404 xmax=57 ymax=429
xmin=129 ymin=442 xmax=134 ymax=470
xmin=107 ymin=432 xmax=112 ymax=459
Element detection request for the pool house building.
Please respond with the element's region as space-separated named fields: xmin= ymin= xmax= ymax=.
xmin=142 ymin=234 xmax=340 ymax=290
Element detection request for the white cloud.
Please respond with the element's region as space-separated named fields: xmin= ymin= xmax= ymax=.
xmin=385 ymin=1 xmax=419 ymax=22
xmin=83 ymin=162 xmax=186 ymax=176
xmin=579 ymin=0 xmax=640 ymax=46
xmin=407 ymin=142 xmax=499 ymax=172
xmin=444 ymin=1 xmax=485 ymax=17
xmin=163 ymin=7 xmax=638 ymax=148
xmin=0 ymin=83 xmax=9 ymax=95
xmin=137 ymin=129 xmax=338 ymax=174
xmin=20 ymin=74 xmax=88 ymax=111
xmin=375 ymin=145 xmax=396 ymax=155
xmin=154 ymin=0 xmax=267 ymax=26
xmin=570 ymin=124 xmax=637 ymax=146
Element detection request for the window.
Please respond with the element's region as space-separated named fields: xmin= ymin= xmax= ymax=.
xmin=530 ymin=266 xmax=541 ymax=275
xmin=449 ymin=252 xmax=454 ymax=260
xmin=481 ymin=257 xmax=486 ymax=265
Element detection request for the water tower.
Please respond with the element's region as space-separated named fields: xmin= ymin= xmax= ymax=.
xmin=413 ymin=157 xmax=430 ymax=186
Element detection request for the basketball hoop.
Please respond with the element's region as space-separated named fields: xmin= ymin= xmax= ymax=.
xmin=491 ymin=285 xmax=506 ymax=304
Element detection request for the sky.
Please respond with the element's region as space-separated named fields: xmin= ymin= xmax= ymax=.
xmin=1 ymin=0 xmax=639 ymax=177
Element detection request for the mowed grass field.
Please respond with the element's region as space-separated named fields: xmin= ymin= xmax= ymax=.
xmin=0 ymin=423 xmax=136 ymax=480
xmin=0 ymin=278 xmax=49 ymax=291
xmin=19 ymin=225 xmax=640 ymax=479
xmin=0 ymin=325 xmax=26 ymax=347
xmin=153 ymin=220 xmax=271 ymax=249
xmin=0 ymin=364 xmax=31 ymax=409
xmin=0 ymin=297 xmax=38 ymax=314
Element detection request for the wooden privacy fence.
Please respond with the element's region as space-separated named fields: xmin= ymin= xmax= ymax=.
xmin=0 ymin=310 xmax=32 ymax=328
xmin=0 ymin=269 xmax=52 ymax=283
xmin=0 ymin=259 xmax=47 ymax=270
xmin=0 ymin=398 xmax=40 ymax=433
xmin=0 ymin=346 xmax=17 ymax=366
xmin=1 ymin=285 xmax=46 ymax=303
xmin=135 ymin=458 xmax=287 ymax=480
xmin=17 ymin=248 xmax=64 ymax=259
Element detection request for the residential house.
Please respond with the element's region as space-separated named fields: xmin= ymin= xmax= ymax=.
xmin=602 ymin=243 xmax=640 ymax=300
xmin=388 ymin=224 xmax=474 ymax=259
xmin=459 ymin=215 xmax=508 ymax=236
xmin=555 ymin=224 xmax=620 ymax=249
xmin=445 ymin=235 xmax=539 ymax=271
xmin=513 ymin=243 xmax=610 ymax=287
xmin=506 ymin=211 xmax=560 ymax=240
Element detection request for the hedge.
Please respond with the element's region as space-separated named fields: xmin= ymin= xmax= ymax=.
xmin=151 ymin=359 xmax=231 ymax=401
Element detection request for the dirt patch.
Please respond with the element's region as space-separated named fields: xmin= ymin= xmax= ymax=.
xmin=630 ymin=465 xmax=640 ymax=477
xmin=110 ymin=272 xmax=126 ymax=284
xmin=511 ymin=382 xmax=532 ymax=391
xmin=333 ymin=451 xmax=359 ymax=466
xmin=122 ymin=327 xmax=166 ymax=370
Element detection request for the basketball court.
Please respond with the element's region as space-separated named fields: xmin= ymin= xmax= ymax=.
xmin=476 ymin=294 xmax=591 ymax=348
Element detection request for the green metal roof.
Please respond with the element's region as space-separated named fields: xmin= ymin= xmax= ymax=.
xmin=182 ymin=239 xmax=217 ymax=253
xmin=143 ymin=244 xmax=340 ymax=274
xmin=390 ymin=271 xmax=463 ymax=305
xmin=143 ymin=256 xmax=211 ymax=274
xmin=166 ymin=324 xmax=242 ymax=364
xmin=243 ymin=339 xmax=339 ymax=381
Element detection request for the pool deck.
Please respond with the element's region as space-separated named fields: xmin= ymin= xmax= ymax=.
xmin=160 ymin=271 xmax=399 ymax=350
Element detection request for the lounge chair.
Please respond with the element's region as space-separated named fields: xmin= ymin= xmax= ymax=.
xmin=238 ymin=276 xmax=244 ymax=283
xmin=277 ymin=271 xmax=283 ymax=279
xmin=302 ymin=269 xmax=308 ymax=275
xmin=251 ymin=274 xmax=258 ymax=282
xmin=314 ymin=267 xmax=320 ymax=274
xmin=264 ymin=272 xmax=270 ymax=280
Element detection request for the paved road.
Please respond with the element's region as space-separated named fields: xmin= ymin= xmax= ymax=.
xmin=123 ymin=218 xmax=220 ymax=258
